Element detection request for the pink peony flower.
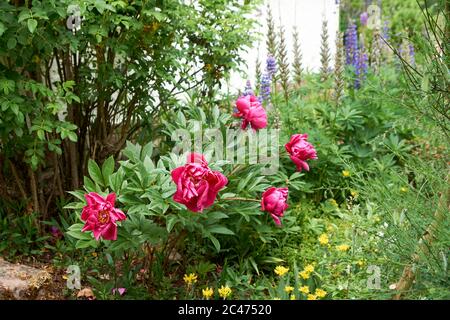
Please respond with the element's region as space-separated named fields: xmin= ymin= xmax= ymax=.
xmin=233 ymin=95 xmax=267 ymax=130
xmin=171 ymin=153 xmax=228 ymax=212
xmin=285 ymin=134 xmax=318 ymax=172
xmin=81 ymin=192 xmax=126 ymax=241
xmin=261 ymin=187 xmax=289 ymax=225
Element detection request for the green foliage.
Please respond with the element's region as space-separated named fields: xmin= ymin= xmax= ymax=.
xmin=0 ymin=0 xmax=260 ymax=219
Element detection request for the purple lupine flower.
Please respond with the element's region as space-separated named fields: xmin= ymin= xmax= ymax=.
xmin=243 ymin=80 xmax=254 ymax=96
xmin=345 ymin=23 xmax=358 ymax=66
xmin=382 ymin=20 xmax=390 ymax=41
xmin=266 ymin=56 xmax=277 ymax=78
xmin=355 ymin=50 xmax=368 ymax=89
xmin=259 ymin=73 xmax=271 ymax=103
xmin=360 ymin=12 xmax=368 ymax=26
xmin=408 ymin=44 xmax=415 ymax=66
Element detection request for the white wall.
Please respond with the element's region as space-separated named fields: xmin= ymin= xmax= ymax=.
xmin=228 ymin=0 xmax=340 ymax=91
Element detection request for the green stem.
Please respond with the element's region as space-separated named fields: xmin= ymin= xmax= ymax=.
xmin=222 ymin=197 xmax=260 ymax=203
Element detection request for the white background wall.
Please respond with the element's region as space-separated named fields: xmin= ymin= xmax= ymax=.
xmin=228 ymin=0 xmax=340 ymax=91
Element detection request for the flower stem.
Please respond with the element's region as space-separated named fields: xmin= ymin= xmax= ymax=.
xmin=222 ymin=197 xmax=260 ymax=203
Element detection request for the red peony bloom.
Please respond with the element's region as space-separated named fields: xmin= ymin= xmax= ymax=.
xmin=233 ymin=95 xmax=267 ymax=130
xmin=81 ymin=192 xmax=126 ymax=241
xmin=261 ymin=187 xmax=289 ymax=225
xmin=171 ymin=153 xmax=228 ymax=212
xmin=285 ymin=134 xmax=318 ymax=172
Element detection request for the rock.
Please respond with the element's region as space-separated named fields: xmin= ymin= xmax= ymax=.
xmin=0 ymin=257 xmax=51 ymax=299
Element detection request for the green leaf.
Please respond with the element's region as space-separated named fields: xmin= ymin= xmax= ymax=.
xmin=27 ymin=19 xmax=38 ymax=33
xmin=67 ymin=131 xmax=78 ymax=142
xmin=67 ymin=191 xmax=86 ymax=202
xmin=83 ymin=176 xmax=96 ymax=192
xmin=207 ymin=225 xmax=234 ymax=235
xmin=166 ymin=215 xmax=179 ymax=233
xmin=102 ymin=156 xmax=115 ymax=184
xmin=7 ymin=38 xmax=16 ymax=50
xmin=75 ymin=239 xmax=98 ymax=249
xmin=0 ymin=22 xmax=6 ymax=37
xmin=207 ymin=235 xmax=220 ymax=252
xmin=18 ymin=9 xmax=31 ymax=23
xmin=88 ymin=159 xmax=104 ymax=186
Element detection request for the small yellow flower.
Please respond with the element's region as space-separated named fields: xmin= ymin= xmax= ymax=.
xmin=284 ymin=286 xmax=294 ymax=293
xmin=318 ymin=233 xmax=329 ymax=245
xmin=307 ymin=294 xmax=317 ymax=300
xmin=218 ymin=285 xmax=232 ymax=299
xmin=342 ymin=170 xmax=351 ymax=177
xmin=91 ymin=252 xmax=98 ymax=257
xmin=304 ymin=264 xmax=314 ymax=273
xmin=32 ymin=55 xmax=40 ymax=64
xmin=374 ymin=216 xmax=381 ymax=223
xmin=202 ymin=287 xmax=214 ymax=299
xmin=357 ymin=260 xmax=365 ymax=267
xmin=400 ymin=187 xmax=408 ymax=193
xmin=299 ymin=270 xmax=310 ymax=280
xmin=183 ymin=273 xmax=198 ymax=286
xmin=336 ymin=244 xmax=350 ymax=252
xmin=299 ymin=286 xmax=309 ymax=294
xmin=329 ymin=199 xmax=338 ymax=207
xmin=290 ymin=294 xmax=296 ymax=300
xmin=315 ymin=288 xmax=327 ymax=298
xmin=350 ymin=190 xmax=358 ymax=198
xmin=274 ymin=266 xmax=289 ymax=276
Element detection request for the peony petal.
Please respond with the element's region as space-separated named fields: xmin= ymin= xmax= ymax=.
xmin=100 ymin=222 xmax=118 ymax=241
xmin=106 ymin=193 xmax=116 ymax=206
xmin=300 ymin=160 xmax=310 ymax=171
xmin=171 ymin=166 xmax=185 ymax=183
xmin=85 ymin=192 xmax=106 ymax=206
xmin=111 ymin=208 xmax=126 ymax=221
xmin=236 ymin=96 xmax=251 ymax=114
xmin=271 ymin=213 xmax=282 ymax=225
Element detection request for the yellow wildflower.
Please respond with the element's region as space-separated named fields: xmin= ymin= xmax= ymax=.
xmin=304 ymin=264 xmax=314 ymax=273
xmin=218 ymin=285 xmax=232 ymax=299
xmin=299 ymin=286 xmax=309 ymax=294
xmin=307 ymin=294 xmax=317 ymax=300
xmin=350 ymin=190 xmax=358 ymax=198
xmin=315 ymin=288 xmax=327 ymax=298
xmin=183 ymin=273 xmax=198 ymax=285
xmin=290 ymin=294 xmax=296 ymax=300
xmin=400 ymin=187 xmax=408 ymax=193
xmin=318 ymin=233 xmax=329 ymax=245
xmin=202 ymin=287 xmax=214 ymax=299
xmin=299 ymin=270 xmax=310 ymax=280
xmin=342 ymin=170 xmax=351 ymax=177
xmin=329 ymin=199 xmax=338 ymax=207
xmin=336 ymin=244 xmax=350 ymax=252
xmin=357 ymin=260 xmax=365 ymax=267
xmin=274 ymin=266 xmax=289 ymax=276
xmin=284 ymin=286 xmax=294 ymax=293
